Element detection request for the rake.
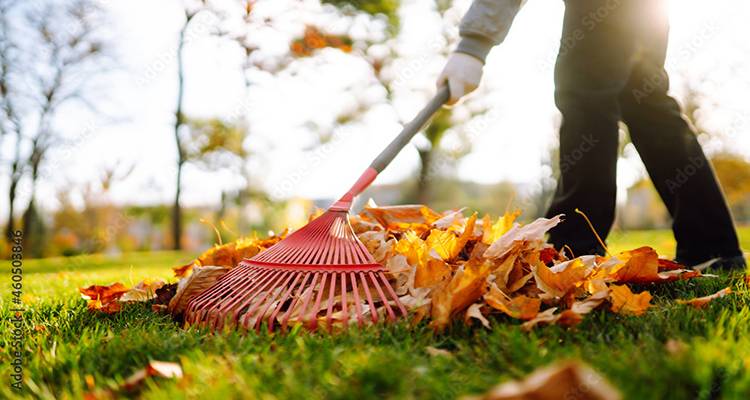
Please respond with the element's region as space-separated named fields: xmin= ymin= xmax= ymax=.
xmin=184 ymin=86 xmax=450 ymax=332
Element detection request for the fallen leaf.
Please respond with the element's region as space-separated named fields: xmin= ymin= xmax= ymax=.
xmin=122 ymin=360 xmax=183 ymax=392
xmin=481 ymin=210 xmax=522 ymax=245
xmin=172 ymin=262 xmax=194 ymax=278
xmin=665 ymin=339 xmax=687 ymax=355
xmin=120 ymin=278 xmax=166 ymax=302
xmin=431 ymin=259 xmax=492 ymax=330
xmin=485 ymin=284 xmax=540 ymax=320
xmin=463 ymin=360 xmax=621 ymax=400
xmin=484 ymin=214 xmax=563 ymax=260
xmin=426 ymin=346 xmax=453 ymax=358
xmin=168 ymin=265 xmax=231 ymax=316
xmin=80 ymin=282 xmax=129 ymax=314
xmin=533 ymin=258 xmax=589 ymax=298
xmin=609 ymin=284 xmax=652 ymax=316
xmin=465 ymin=303 xmax=491 ymax=328
xmin=677 ymin=287 xmax=732 ymax=308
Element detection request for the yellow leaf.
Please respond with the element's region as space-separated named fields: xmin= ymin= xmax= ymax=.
xmin=426 ymin=229 xmax=458 ymax=260
xmin=481 ymin=210 xmax=521 ymax=245
xmin=609 ymin=284 xmax=652 ymax=316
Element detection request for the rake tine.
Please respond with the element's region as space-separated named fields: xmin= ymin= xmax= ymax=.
xmin=359 ymin=272 xmax=378 ymax=324
xmin=237 ymin=270 xmax=292 ymax=331
xmin=349 ymin=272 xmax=364 ymax=327
xmin=378 ymin=271 xmax=408 ymax=317
xmin=326 ymin=273 xmax=337 ymax=332
xmin=307 ymin=272 xmax=329 ymax=331
xmin=280 ymin=273 xmax=313 ymax=331
xmin=368 ymin=271 xmax=395 ymax=322
xmin=212 ymin=268 xmax=276 ymax=331
xmin=267 ymin=272 xmax=303 ymax=332
xmin=241 ymin=272 xmax=290 ymax=332
xmin=340 ymin=272 xmax=349 ymax=330
xmin=292 ymin=273 xmax=320 ymax=331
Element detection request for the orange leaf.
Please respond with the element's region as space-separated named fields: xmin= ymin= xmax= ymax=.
xmin=532 ymin=258 xmax=588 ymax=298
xmin=172 ymin=262 xmax=194 ymax=278
xmin=430 ymin=259 xmax=492 ymax=330
xmin=485 ymin=284 xmax=541 ymax=320
xmin=364 ymin=205 xmax=442 ymax=234
xmin=79 ymin=282 xmax=129 ymax=313
xmin=415 ymin=257 xmax=452 ymax=288
xmin=609 ymin=284 xmax=652 ymax=316
xmin=677 ymin=287 xmax=732 ymax=308
xmin=610 ymin=247 xmax=660 ymax=283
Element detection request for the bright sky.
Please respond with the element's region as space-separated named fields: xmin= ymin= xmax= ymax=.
xmin=4 ymin=0 xmax=750 ymax=218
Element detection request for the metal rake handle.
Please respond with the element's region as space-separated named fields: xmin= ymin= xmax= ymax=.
xmin=370 ymin=85 xmax=450 ymax=172
xmin=331 ymin=85 xmax=450 ymax=210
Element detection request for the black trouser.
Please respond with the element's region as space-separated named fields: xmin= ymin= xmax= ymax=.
xmin=545 ymin=0 xmax=742 ymax=264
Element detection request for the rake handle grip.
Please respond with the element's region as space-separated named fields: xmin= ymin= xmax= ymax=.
xmin=370 ymin=85 xmax=450 ymax=172
xmin=332 ymin=86 xmax=449 ymax=210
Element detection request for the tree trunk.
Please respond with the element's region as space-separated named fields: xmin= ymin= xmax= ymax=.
xmin=171 ymin=14 xmax=192 ymax=251
xmin=172 ymin=159 xmax=184 ymax=250
xmin=5 ymin=178 xmax=17 ymax=241
xmin=416 ymin=148 xmax=433 ymax=205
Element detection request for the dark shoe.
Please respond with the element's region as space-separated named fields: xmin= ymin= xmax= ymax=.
xmin=676 ymin=255 xmax=747 ymax=272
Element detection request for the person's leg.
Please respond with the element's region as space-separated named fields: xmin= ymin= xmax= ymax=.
xmin=545 ymin=0 xmax=637 ymax=255
xmin=619 ymin=1 xmax=743 ymax=267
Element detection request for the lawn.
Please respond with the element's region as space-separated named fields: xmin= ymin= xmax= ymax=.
xmin=2 ymin=228 xmax=749 ymax=399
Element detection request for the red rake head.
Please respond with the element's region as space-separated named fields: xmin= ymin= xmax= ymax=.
xmin=183 ymin=209 xmax=407 ymax=332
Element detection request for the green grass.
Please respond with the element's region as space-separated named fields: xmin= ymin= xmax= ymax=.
xmin=1 ymin=229 xmax=749 ymax=399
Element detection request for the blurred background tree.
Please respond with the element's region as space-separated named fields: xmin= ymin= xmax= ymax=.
xmin=0 ymin=0 xmax=110 ymax=256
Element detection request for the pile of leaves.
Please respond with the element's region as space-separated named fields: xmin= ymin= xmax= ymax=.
xmin=81 ymin=204 xmax=731 ymax=331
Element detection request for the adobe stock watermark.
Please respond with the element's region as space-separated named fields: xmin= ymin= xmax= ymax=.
xmin=666 ymin=155 xmax=706 ymax=194
xmin=538 ymin=0 xmax=624 ymax=72
xmin=560 ymin=134 xmax=600 ymax=173
xmin=8 ymin=229 xmax=25 ymax=391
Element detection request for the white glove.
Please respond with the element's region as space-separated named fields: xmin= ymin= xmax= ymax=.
xmin=436 ymin=52 xmax=484 ymax=106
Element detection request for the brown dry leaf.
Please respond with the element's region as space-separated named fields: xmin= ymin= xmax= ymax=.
xmin=122 ymin=360 xmax=183 ymax=392
xmin=665 ymin=339 xmax=688 ymax=355
xmin=465 ymin=303 xmax=491 ymax=328
xmin=120 ymin=278 xmax=166 ymax=303
xmin=80 ymin=282 xmax=129 ymax=314
xmin=426 ymin=346 xmax=453 ymax=358
xmin=463 ymin=360 xmax=621 ymax=400
xmin=485 ymin=284 xmax=541 ymax=320
xmin=609 ymin=284 xmax=652 ymax=316
xmin=677 ymin=287 xmax=732 ymax=308
xmin=168 ymin=265 xmax=231 ymax=316
xmin=520 ymin=308 xmax=559 ymax=331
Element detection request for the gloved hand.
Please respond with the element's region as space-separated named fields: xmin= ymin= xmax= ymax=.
xmin=436 ymin=52 xmax=484 ymax=106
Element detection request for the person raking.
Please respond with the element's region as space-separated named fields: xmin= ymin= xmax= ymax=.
xmin=437 ymin=0 xmax=745 ymax=270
